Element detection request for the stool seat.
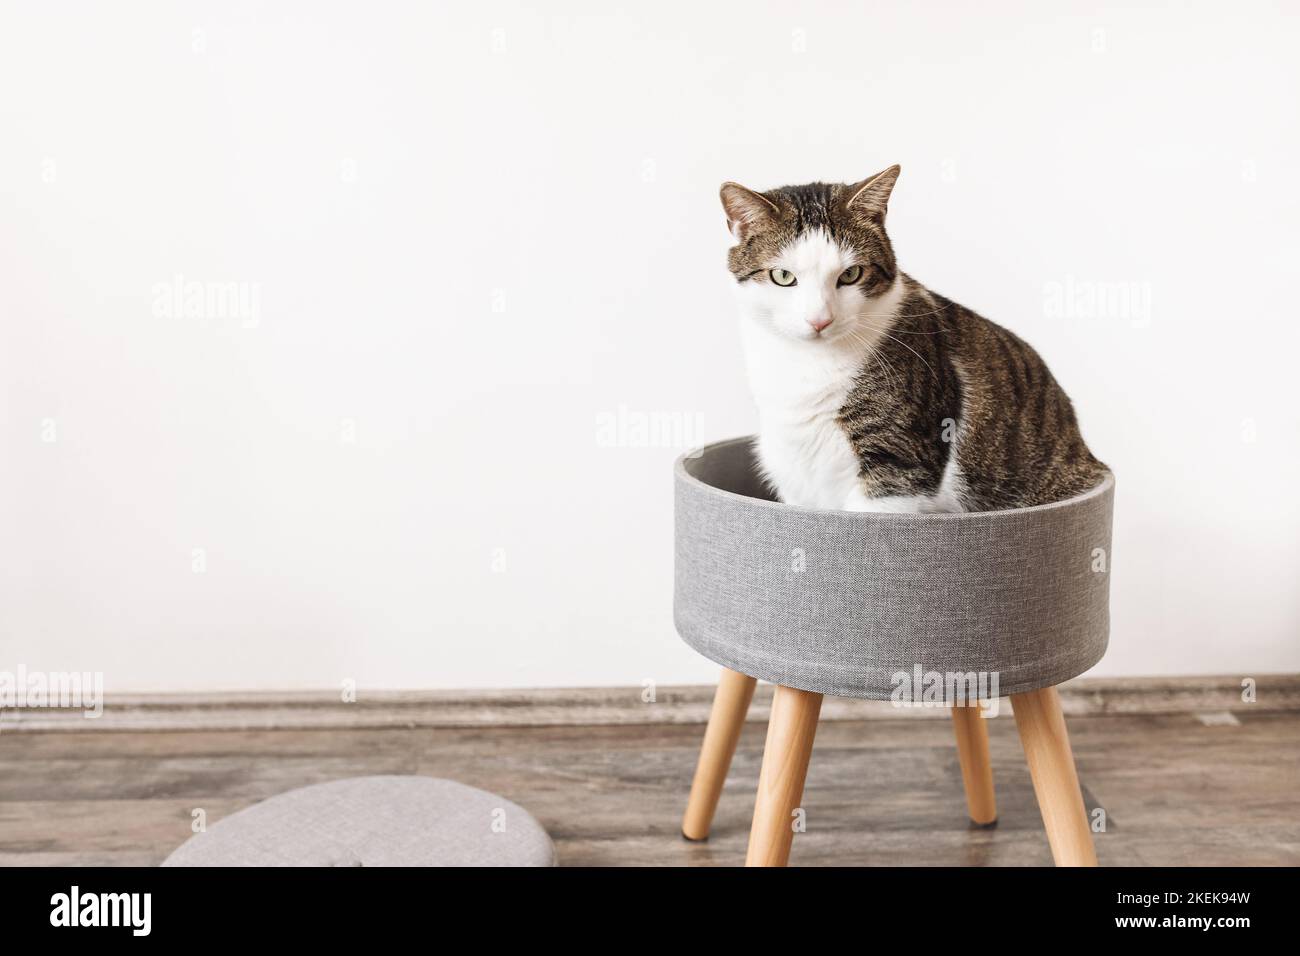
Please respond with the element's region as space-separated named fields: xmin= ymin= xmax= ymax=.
xmin=162 ymin=776 xmax=556 ymax=867
xmin=674 ymin=437 xmax=1114 ymax=700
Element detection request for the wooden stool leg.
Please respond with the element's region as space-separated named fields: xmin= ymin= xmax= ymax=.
xmin=951 ymin=703 xmax=997 ymax=826
xmin=745 ymin=685 xmax=822 ymax=867
xmin=681 ymin=668 xmax=758 ymax=840
xmin=1011 ymin=686 xmax=1098 ymax=866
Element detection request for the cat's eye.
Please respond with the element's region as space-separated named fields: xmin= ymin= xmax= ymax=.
xmin=838 ymin=265 xmax=865 ymax=286
xmin=770 ymin=269 xmax=797 ymax=287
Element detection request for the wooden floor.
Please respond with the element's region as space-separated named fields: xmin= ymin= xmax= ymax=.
xmin=2 ymin=709 xmax=1297 ymax=866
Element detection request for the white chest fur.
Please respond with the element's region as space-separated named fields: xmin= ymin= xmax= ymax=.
xmin=739 ymin=324 xmax=866 ymax=510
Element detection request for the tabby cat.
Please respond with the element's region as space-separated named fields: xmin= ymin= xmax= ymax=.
xmin=721 ymin=165 xmax=1106 ymax=513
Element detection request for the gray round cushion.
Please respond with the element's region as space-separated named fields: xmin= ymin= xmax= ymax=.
xmin=674 ymin=437 xmax=1114 ymax=701
xmin=162 ymin=776 xmax=556 ymax=867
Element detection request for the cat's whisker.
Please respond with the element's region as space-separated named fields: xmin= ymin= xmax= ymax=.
xmin=840 ymin=326 xmax=904 ymax=392
xmin=868 ymin=327 xmax=939 ymax=380
xmin=863 ymin=323 xmax=947 ymax=334
xmin=861 ymin=308 xmax=945 ymax=320
xmin=857 ymin=303 xmax=952 ymax=329
xmin=872 ymin=347 xmax=905 ymax=393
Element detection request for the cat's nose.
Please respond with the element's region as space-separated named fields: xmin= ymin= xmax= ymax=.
xmin=808 ymin=315 xmax=833 ymax=333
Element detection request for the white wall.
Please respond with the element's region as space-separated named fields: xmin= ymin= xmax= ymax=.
xmin=2 ymin=1 xmax=1297 ymax=692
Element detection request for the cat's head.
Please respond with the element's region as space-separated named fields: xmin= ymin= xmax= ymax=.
xmin=721 ymin=166 xmax=901 ymax=344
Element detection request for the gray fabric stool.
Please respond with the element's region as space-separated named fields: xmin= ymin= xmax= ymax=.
xmin=675 ymin=437 xmax=1115 ymax=867
xmin=162 ymin=776 xmax=556 ymax=867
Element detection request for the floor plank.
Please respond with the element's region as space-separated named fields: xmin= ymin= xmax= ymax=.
xmin=0 ymin=711 xmax=1296 ymax=866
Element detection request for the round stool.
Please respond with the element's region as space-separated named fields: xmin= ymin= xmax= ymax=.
xmin=674 ymin=437 xmax=1115 ymax=867
xmin=162 ymin=776 xmax=556 ymax=867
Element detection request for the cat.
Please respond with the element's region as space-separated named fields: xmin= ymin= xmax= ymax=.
xmin=721 ymin=165 xmax=1106 ymax=513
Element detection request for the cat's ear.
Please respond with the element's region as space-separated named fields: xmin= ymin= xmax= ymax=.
xmin=720 ymin=182 xmax=779 ymax=241
xmin=845 ymin=165 xmax=901 ymax=225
